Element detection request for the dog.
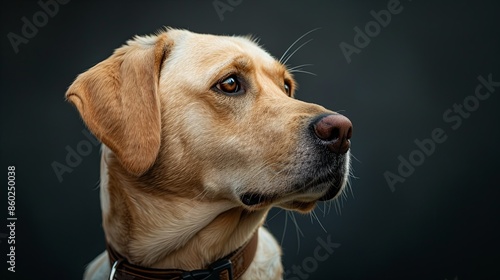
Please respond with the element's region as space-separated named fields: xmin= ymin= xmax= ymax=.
xmin=66 ymin=28 xmax=352 ymax=280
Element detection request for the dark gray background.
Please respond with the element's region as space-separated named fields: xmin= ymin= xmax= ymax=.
xmin=1 ymin=0 xmax=499 ymax=279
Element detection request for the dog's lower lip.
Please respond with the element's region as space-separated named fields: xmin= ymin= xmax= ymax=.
xmin=306 ymin=163 xmax=346 ymax=201
xmin=241 ymin=193 xmax=270 ymax=206
xmin=318 ymin=186 xmax=340 ymax=201
xmin=306 ymin=173 xmax=341 ymax=201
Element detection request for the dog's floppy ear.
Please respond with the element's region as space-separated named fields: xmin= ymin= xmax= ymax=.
xmin=66 ymin=34 xmax=172 ymax=176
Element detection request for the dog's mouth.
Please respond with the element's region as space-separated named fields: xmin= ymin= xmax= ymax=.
xmin=238 ymin=156 xmax=349 ymax=211
xmin=240 ymin=193 xmax=275 ymax=207
xmin=313 ymin=174 xmax=344 ymax=201
xmin=297 ymin=163 xmax=347 ymax=201
xmin=239 ymin=174 xmax=345 ymax=210
xmin=318 ymin=187 xmax=341 ymax=201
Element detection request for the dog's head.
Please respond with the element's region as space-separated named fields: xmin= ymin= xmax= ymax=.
xmin=66 ymin=29 xmax=352 ymax=213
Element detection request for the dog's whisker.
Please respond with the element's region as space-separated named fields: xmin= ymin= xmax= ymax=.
xmin=279 ymin=28 xmax=320 ymax=64
xmin=349 ymin=152 xmax=361 ymax=165
xmin=323 ymin=202 xmax=328 ymax=217
xmin=267 ymin=209 xmax=284 ymax=223
xmin=93 ymin=179 xmax=101 ymax=191
xmin=334 ymin=199 xmax=341 ymax=215
xmin=187 ymin=187 xmax=209 ymax=203
xmin=282 ymin=39 xmax=313 ymax=66
xmin=311 ymin=210 xmax=328 ymax=233
xmin=348 ymin=173 xmax=360 ymax=180
xmin=287 ymin=63 xmax=313 ymax=71
xmin=246 ymin=160 xmax=280 ymax=181
xmin=346 ymin=156 xmax=356 ymax=200
xmin=280 ymin=211 xmax=288 ymax=246
xmin=289 ymin=69 xmax=317 ymax=76
xmin=288 ymin=212 xmax=304 ymax=254
xmin=267 ymin=165 xmax=290 ymax=182
xmin=342 ymin=188 xmax=349 ymax=202
xmin=288 ymin=212 xmax=300 ymax=253
xmin=347 ymin=177 xmax=355 ymax=200
xmin=178 ymin=187 xmax=213 ymax=217
xmin=316 ymin=202 xmax=326 ymax=215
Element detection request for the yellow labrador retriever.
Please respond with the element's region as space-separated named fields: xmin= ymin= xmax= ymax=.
xmin=66 ymin=28 xmax=352 ymax=280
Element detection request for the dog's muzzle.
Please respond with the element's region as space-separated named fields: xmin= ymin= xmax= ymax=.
xmin=310 ymin=113 xmax=352 ymax=201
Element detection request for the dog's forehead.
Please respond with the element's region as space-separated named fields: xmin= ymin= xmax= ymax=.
xmin=167 ymin=30 xmax=282 ymax=73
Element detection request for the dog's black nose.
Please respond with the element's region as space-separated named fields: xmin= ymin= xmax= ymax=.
xmin=312 ymin=114 xmax=352 ymax=154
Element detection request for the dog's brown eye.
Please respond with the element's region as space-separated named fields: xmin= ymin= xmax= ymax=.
xmin=284 ymin=82 xmax=291 ymax=95
xmin=217 ymin=75 xmax=240 ymax=94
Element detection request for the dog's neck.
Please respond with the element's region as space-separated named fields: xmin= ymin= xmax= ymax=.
xmin=99 ymin=147 xmax=269 ymax=270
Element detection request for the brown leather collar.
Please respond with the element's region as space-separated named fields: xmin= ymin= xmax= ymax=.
xmin=106 ymin=230 xmax=259 ymax=280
